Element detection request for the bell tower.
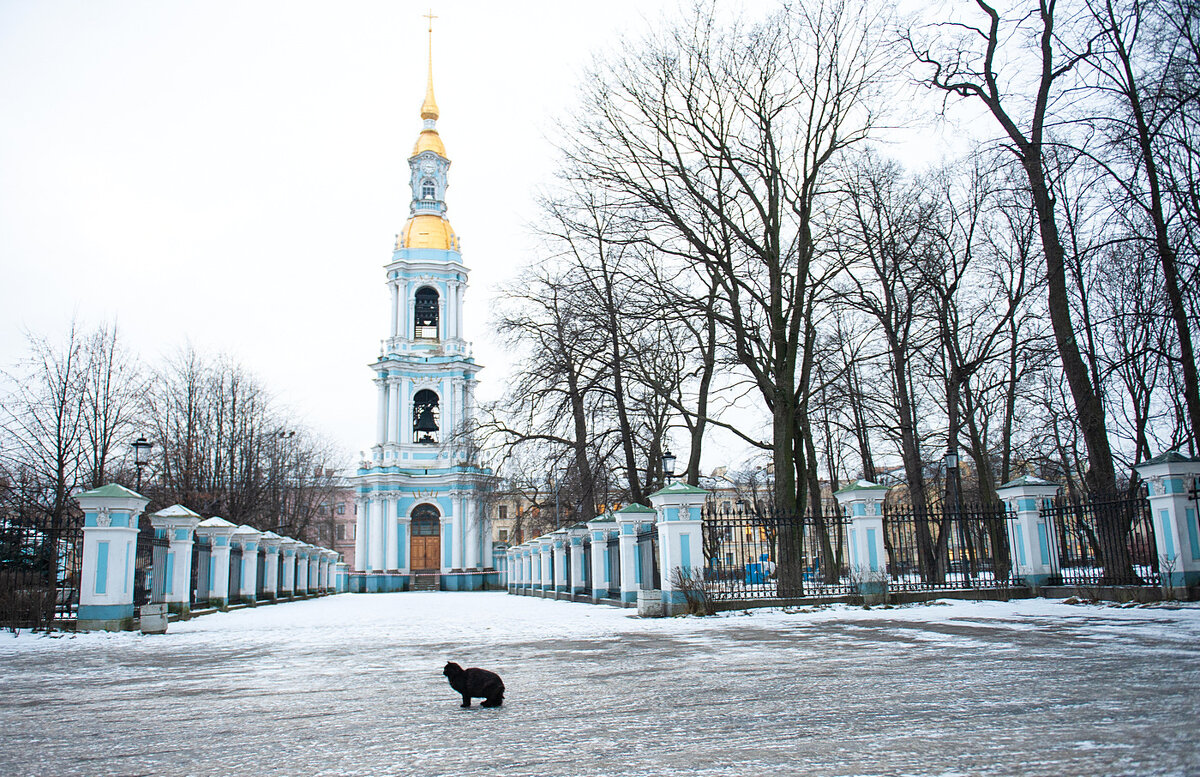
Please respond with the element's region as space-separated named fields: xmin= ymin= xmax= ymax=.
xmin=353 ymin=14 xmax=494 ymax=592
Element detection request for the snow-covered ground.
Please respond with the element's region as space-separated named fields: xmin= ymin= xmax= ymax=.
xmin=1 ymin=594 xmax=1198 ymax=776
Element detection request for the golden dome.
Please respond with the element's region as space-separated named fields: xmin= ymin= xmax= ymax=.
xmin=397 ymin=214 xmax=459 ymax=251
xmin=413 ymin=128 xmax=446 ymax=158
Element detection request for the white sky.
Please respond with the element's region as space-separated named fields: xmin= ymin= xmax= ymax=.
xmin=0 ymin=0 xmax=966 ymax=474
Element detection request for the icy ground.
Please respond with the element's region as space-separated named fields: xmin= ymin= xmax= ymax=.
xmin=1 ymin=594 xmax=1199 ymax=777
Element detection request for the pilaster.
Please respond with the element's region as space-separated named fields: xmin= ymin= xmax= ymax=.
xmin=1136 ymin=453 xmax=1200 ymax=592
xmin=833 ymin=480 xmax=892 ymax=603
xmin=148 ymin=504 xmax=201 ymax=616
xmin=996 ymin=476 xmax=1063 ymax=591
xmin=75 ymin=484 xmax=149 ymax=631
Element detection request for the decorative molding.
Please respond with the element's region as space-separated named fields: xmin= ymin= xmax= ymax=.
xmin=96 ymin=507 xmax=111 ymax=528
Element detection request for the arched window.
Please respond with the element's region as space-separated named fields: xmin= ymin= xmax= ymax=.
xmin=411 ymin=503 xmax=440 ymax=535
xmin=413 ymin=389 xmax=440 ymax=443
xmin=414 ymin=286 xmax=439 ymax=339
xmin=422 ymin=179 xmax=436 ymax=200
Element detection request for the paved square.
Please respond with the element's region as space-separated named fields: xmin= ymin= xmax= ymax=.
xmin=1 ymin=593 xmax=1198 ymax=776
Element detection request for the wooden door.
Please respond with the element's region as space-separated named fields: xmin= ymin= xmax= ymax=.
xmin=410 ymin=505 xmax=441 ymax=571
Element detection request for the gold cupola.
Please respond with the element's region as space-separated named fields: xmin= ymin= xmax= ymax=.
xmin=397 ymin=12 xmax=458 ymax=252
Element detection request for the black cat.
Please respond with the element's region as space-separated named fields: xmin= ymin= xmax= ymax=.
xmin=442 ymin=661 xmax=505 ymax=708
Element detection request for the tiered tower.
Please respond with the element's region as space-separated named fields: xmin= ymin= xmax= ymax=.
xmin=353 ymin=24 xmax=494 ymax=591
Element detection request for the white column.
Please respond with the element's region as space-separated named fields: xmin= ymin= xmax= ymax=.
xmin=390 ymin=282 xmax=399 ymax=338
xmin=388 ymin=378 xmax=401 ymax=445
xmin=452 ymin=494 xmax=466 ymax=570
xmin=279 ymin=540 xmax=297 ymax=597
xmin=456 ymin=284 xmax=464 ymax=340
xmin=552 ymin=530 xmax=568 ymax=594
xmin=260 ymin=533 xmax=282 ymax=599
xmin=195 ymin=517 xmax=238 ymax=609
xmin=375 ymin=377 xmax=388 ymax=447
xmin=615 ymin=508 xmax=642 ymax=605
xmin=233 ymin=526 xmax=262 ymax=602
xmin=354 ymin=497 xmax=368 ymax=572
xmin=406 ymin=294 xmax=415 ymax=340
xmin=465 ymin=496 xmax=481 ymax=570
xmin=400 ymin=379 xmax=412 ymax=444
xmin=369 ymin=496 xmax=385 ymax=572
xmin=439 ymin=298 xmax=447 ymax=340
xmin=384 ymin=495 xmax=399 ymax=571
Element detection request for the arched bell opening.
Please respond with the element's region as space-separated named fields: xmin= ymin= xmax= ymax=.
xmin=413 ymin=388 xmax=440 ymax=444
xmin=410 ymin=503 xmax=441 ymax=572
xmin=414 ymin=286 xmax=439 ymax=340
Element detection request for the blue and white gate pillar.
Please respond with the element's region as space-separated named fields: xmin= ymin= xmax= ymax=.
xmin=1136 ymin=452 xmax=1200 ymax=592
xmin=75 ymin=484 xmax=149 ymax=631
xmin=996 ymin=476 xmax=1062 ymax=591
xmin=296 ymin=545 xmax=311 ymax=596
xmin=537 ymin=537 xmax=553 ymax=595
xmin=148 ymin=504 xmax=201 ymax=617
xmin=834 ymin=480 xmax=891 ymax=603
xmin=614 ymin=506 xmax=643 ymax=605
xmin=567 ymin=526 xmax=588 ymax=596
xmin=587 ymin=517 xmax=614 ymax=601
xmin=195 ymin=517 xmax=237 ymax=610
xmin=260 ymin=532 xmax=282 ymax=600
xmin=279 ymin=538 xmax=299 ymax=599
xmin=232 ymin=525 xmax=262 ymax=604
xmin=649 ymin=481 xmax=709 ymax=615
xmin=335 ymin=561 xmax=350 ymax=592
xmin=506 ymin=547 xmax=517 ymax=593
xmin=551 ymin=529 xmax=569 ymax=595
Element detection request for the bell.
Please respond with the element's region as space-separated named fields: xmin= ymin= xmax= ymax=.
xmin=415 ymin=407 xmax=439 ymax=433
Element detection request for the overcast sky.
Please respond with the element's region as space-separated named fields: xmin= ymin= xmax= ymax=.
xmin=1 ymin=0 xmax=966 ymax=474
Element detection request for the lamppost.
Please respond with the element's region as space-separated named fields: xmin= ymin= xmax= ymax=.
xmin=945 ymin=449 xmax=966 ymax=580
xmin=132 ymin=436 xmax=153 ymax=493
xmin=661 ymin=450 xmax=677 ymax=485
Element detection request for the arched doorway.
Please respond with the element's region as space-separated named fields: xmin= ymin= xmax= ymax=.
xmin=410 ymin=504 xmax=441 ymax=571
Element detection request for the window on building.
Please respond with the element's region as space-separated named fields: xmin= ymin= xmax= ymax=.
xmin=422 ymin=179 xmax=436 ymax=199
xmin=498 ymin=505 xmax=508 ymax=520
xmin=413 ymin=389 xmax=440 ymax=444
xmin=498 ymin=529 xmax=509 ymax=543
xmin=336 ymin=525 xmax=345 ymax=541
xmin=336 ymin=504 xmax=345 ymax=515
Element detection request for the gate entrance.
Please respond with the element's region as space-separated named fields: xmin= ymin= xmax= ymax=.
xmin=410 ymin=504 xmax=441 ymax=571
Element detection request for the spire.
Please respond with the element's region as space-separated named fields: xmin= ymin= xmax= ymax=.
xmin=420 ymin=9 xmax=439 ymax=121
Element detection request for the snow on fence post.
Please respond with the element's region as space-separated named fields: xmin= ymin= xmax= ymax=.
xmin=295 ymin=545 xmax=311 ymax=596
xmin=833 ymin=480 xmax=891 ymax=605
xmin=567 ymin=525 xmax=588 ymax=597
xmin=195 ymin=517 xmax=238 ymax=610
xmin=615 ymin=505 xmax=651 ymax=605
xmin=649 ymin=481 xmax=709 ymax=616
xmin=995 ymin=476 xmax=1062 ymax=593
xmin=537 ymin=536 xmax=553 ymax=596
xmin=260 ymin=532 xmax=283 ymax=600
xmin=551 ymin=529 xmax=569 ymax=596
xmin=587 ymin=515 xmax=615 ymax=602
xmin=335 ymin=561 xmax=350 ymax=592
xmin=1136 ymin=452 xmax=1200 ymax=594
xmin=74 ymin=484 xmax=149 ymax=631
xmin=149 ymin=504 xmax=201 ymax=619
xmin=232 ymin=525 xmax=262 ymax=604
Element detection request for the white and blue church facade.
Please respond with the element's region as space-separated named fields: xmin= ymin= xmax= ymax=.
xmin=351 ymin=49 xmax=496 ymax=592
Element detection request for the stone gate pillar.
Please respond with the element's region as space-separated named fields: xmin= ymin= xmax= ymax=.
xmin=567 ymin=526 xmax=588 ymax=596
xmin=586 ymin=516 xmax=615 ymax=601
xmin=194 ymin=517 xmax=237 ymax=610
xmin=75 ymin=484 xmax=149 ymax=631
xmin=148 ymin=504 xmax=201 ymax=617
xmin=649 ymin=481 xmax=709 ymax=615
xmin=996 ymin=476 xmax=1063 ymax=592
xmin=232 ymin=525 xmax=262 ymax=604
xmin=615 ymin=505 xmax=654 ymax=604
xmin=259 ymin=531 xmax=282 ymax=600
xmin=834 ymin=480 xmax=891 ymax=603
xmin=1136 ymin=453 xmax=1200 ymax=592
xmin=278 ymin=538 xmax=299 ymax=599
xmin=551 ymin=529 xmax=568 ymax=596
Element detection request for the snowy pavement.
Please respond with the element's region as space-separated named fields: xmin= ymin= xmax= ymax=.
xmin=1 ymin=594 xmax=1198 ymax=777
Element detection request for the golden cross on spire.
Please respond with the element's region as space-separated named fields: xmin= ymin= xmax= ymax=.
xmin=419 ymin=8 xmax=440 ymax=121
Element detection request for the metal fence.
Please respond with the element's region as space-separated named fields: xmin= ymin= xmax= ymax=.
xmin=637 ymin=525 xmax=660 ymax=590
xmin=0 ymin=515 xmax=83 ymax=630
xmin=581 ymin=540 xmax=591 ymax=590
xmin=605 ymin=534 xmax=620 ymax=597
xmin=700 ymin=501 xmax=855 ymax=600
xmin=1041 ymin=490 xmax=1159 ymax=587
xmin=882 ymin=501 xmax=1013 ymax=591
xmin=228 ymin=546 xmax=243 ymax=600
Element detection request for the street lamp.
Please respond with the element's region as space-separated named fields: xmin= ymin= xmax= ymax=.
xmin=662 ymin=449 xmax=677 ymax=485
xmin=132 ymin=436 xmax=153 ymax=493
